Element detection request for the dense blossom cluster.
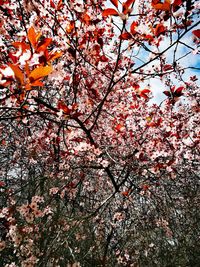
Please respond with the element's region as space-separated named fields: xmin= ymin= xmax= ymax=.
xmin=0 ymin=0 xmax=199 ymax=266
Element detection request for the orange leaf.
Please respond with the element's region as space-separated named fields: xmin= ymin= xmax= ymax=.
xmin=82 ymin=13 xmax=91 ymax=25
xmin=19 ymin=91 xmax=26 ymax=101
xmin=162 ymin=2 xmax=171 ymax=10
xmin=29 ymin=80 xmax=44 ymax=87
xmin=152 ymin=0 xmax=171 ymax=11
xmin=110 ymin=0 xmax=118 ymax=8
xmin=102 ymin=8 xmax=119 ymax=17
xmin=28 ymin=26 xmax=41 ymax=49
xmin=154 ymin=23 xmax=166 ymax=37
xmin=115 ymin=123 xmax=124 ymax=131
xmin=8 ymin=63 xmax=24 ymax=85
xmin=57 ymin=0 xmax=63 ymax=10
xmin=28 ymin=27 xmax=37 ymax=48
xmin=192 ymin=29 xmax=200 ymax=38
xmin=48 ymin=51 xmax=63 ymax=62
xmin=37 ymin=38 xmax=52 ymax=53
xmin=66 ymin=21 xmax=75 ymax=34
xmin=29 ymin=65 xmax=53 ymax=81
xmin=24 ymin=62 xmax=30 ymax=77
xmin=25 ymin=84 xmax=31 ymax=90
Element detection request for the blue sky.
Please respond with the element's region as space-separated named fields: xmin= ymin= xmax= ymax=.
xmin=105 ymin=0 xmax=200 ymax=103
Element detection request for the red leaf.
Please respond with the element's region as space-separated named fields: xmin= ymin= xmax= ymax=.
xmin=57 ymin=101 xmax=71 ymax=114
xmin=140 ymin=89 xmax=151 ymax=99
xmin=163 ymin=64 xmax=173 ymax=71
xmin=0 ymin=0 xmax=9 ymax=5
xmin=72 ymin=103 xmax=78 ymax=111
xmin=8 ymin=52 xmax=18 ymax=63
xmin=50 ymin=0 xmax=56 ymax=8
xmin=170 ymin=86 xmax=176 ymax=93
xmin=154 ymin=24 xmax=166 ymax=37
xmin=172 ymin=0 xmax=183 ymax=11
xmin=174 ymin=86 xmax=184 ymax=97
xmin=97 ymin=37 xmax=104 ymax=48
xmin=130 ymin=21 xmax=138 ymax=35
xmin=175 ymin=86 xmax=184 ymax=93
xmin=124 ymin=0 xmax=135 ymax=7
xmin=141 ymin=89 xmax=151 ymax=94
xmin=70 ymin=137 xmax=83 ymax=142
xmin=102 ymin=8 xmax=119 ymax=17
xmin=123 ymin=0 xmax=135 ymax=14
xmin=192 ymin=29 xmax=200 ymax=38
xmin=163 ymin=91 xmax=171 ymax=97
xmin=173 ymin=0 xmax=182 ymax=7
xmin=156 ymin=118 xmax=162 ymax=126
xmin=12 ymin=42 xmax=30 ymax=53
xmin=140 ymin=94 xmax=149 ymax=99
xmin=100 ymin=55 xmax=109 ymax=62
xmin=115 ymin=123 xmax=124 ymax=132
xmin=0 ymin=181 xmax=5 ymax=187
xmin=142 ymin=184 xmax=150 ymax=191
xmin=119 ymin=32 xmax=132 ymax=40
xmin=72 ymin=111 xmax=82 ymax=119
xmin=143 ymin=34 xmax=154 ymax=41
xmin=110 ymin=0 xmax=118 ymax=8
xmin=121 ymin=190 xmax=131 ymax=197
xmin=152 ymin=0 xmax=160 ymax=3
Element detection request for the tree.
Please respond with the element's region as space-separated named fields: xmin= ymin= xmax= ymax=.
xmin=0 ymin=0 xmax=199 ymax=266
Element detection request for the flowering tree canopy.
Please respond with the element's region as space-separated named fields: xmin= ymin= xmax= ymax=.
xmin=0 ymin=0 xmax=200 ymax=266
